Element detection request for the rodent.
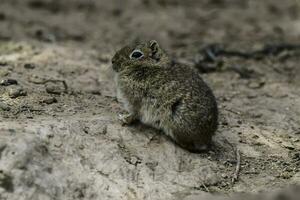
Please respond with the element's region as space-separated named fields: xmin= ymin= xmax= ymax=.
xmin=111 ymin=40 xmax=218 ymax=152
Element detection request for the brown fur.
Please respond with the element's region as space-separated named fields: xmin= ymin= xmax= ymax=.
xmin=112 ymin=40 xmax=218 ymax=152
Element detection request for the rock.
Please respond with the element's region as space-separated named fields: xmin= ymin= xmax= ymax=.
xmin=0 ymin=171 xmax=14 ymax=192
xmin=0 ymin=78 xmax=18 ymax=86
xmin=98 ymin=53 xmax=111 ymax=63
xmin=24 ymin=63 xmax=36 ymax=69
xmin=281 ymin=142 xmax=295 ymax=150
xmin=230 ymin=65 xmax=256 ymax=79
xmin=293 ymin=129 xmax=300 ymax=135
xmin=247 ymin=81 xmax=265 ymax=89
xmin=8 ymin=86 xmax=27 ymax=98
xmin=86 ymin=88 xmax=102 ymax=95
xmin=0 ymin=70 xmax=9 ymax=77
xmin=40 ymin=97 xmax=57 ymax=104
xmin=0 ymin=61 xmax=8 ymax=66
xmin=0 ymin=101 xmax=11 ymax=111
xmin=45 ymin=83 xmax=65 ymax=94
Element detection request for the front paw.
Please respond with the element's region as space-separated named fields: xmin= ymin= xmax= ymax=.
xmin=118 ymin=113 xmax=135 ymax=126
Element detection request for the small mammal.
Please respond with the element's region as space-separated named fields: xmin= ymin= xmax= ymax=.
xmin=111 ymin=40 xmax=218 ymax=152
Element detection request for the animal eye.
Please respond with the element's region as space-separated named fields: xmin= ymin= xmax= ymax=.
xmin=130 ymin=50 xmax=144 ymax=59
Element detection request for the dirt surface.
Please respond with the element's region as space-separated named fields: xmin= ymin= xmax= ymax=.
xmin=0 ymin=0 xmax=300 ymax=199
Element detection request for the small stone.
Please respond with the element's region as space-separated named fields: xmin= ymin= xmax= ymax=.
xmin=282 ymin=142 xmax=295 ymax=150
xmin=100 ymin=125 xmax=107 ymax=135
xmin=0 ymin=70 xmax=9 ymax=77
xmin=221 ymin=121 xmax=228 ymax=126
xmin=252 ymin=113 xmax=263 ymax=118
xmin=54 ymin=140 xmax=62 ymax=148
xmin=98 ymin=54 xmax=111 ymax=63
xmin=0 ymin=78 xmax=18 ymax=86
xmin=231 ymin=65 xmax=255 ymax=79
xmin=221 ymin=173 xmax=228 ymax=178
xmin=292 ymin=138 xmax=299 ymax=142
xmin=88 ymin=89 xmax=102 ymax=95
xmin=24 ymin=63 xmax=36 ymax=69
xmin=45 ymin=83 xmax=64 ymax=95
xmin=40 ymin=97 xmax=57 ymax=104
xmin=128 ymin=156 xmax=141 ymax=166
xmin=280 ymin=172 xmax=292 ymax=179
xmin=0 ymin=102 xmax=10 ymax=111
xmin=0 ymin=61 xmax=8 ymax=66
xmin=220 ymin=96 xmax=230 ymax=101
xmin=252 ymin=135 xmax=259 ymax=139
xmin=8 ymin=87 xmax=27 ymax=98
xmin=293 ymin=130 xmax=300 ymax=135
xmin=247 ymin=93 xmax=258 ymax=99
xmin=83 ymin=126 xmax=89 ymax=134
xmin=0 ymin=171 xmax=13 ymax=192
xmin=247 ymin=80 xmax=265 ymax=89
xmin=145 ymin=162 xmax=158 ymax=170
xmin=292 ymin=152 xmax=300 ymax=160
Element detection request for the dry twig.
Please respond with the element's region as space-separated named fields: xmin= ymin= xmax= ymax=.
xmin=232 ymin=148 xmax=241 ymax=184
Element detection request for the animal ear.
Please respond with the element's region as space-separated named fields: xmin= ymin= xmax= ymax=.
xmin=149 ymin=40 xmax=159 ymax=53
xmin=149 ymin=40 xmax=161 ymax=60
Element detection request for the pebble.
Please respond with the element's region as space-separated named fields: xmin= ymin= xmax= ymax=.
xmin=294 ymin=130 xmax=300 ymax=135
xmin=0 ymin=70 xmax=9 ymax=77
xmin=0 ymin=78 xmax=18 ymax=86
xmin=221 ymin=173 xmax=228 ymax=178
xmin=40 ymin=97 xmax=57 ymax=104
xmin=0 ymin=101 xmax=11 ymax=111
xmin=8 ymin=86 xmax=27 ymax=98
xmin=247 ymin=79 xmax=266 ymax=89
xmin=45 ymin=83 xmax=64 ymax=95
xmin=101 ymin=125 xmax=107 ymax=135
xmin=292 ymin=138 xmax=299 ymax=142
xmin=24 ymin=63 xmax=36 ymax=69
xmin=98 ymin=53 xmax=111 ymax=63
xmin=87 ymin=88 xmax=102 ymax=95
xmin=0 ymin=61 xmax=8 ymax=66
xmin=247 ymin=93 xmax=258 ymax=99
xmin=281 ymin=142 xmax=295 ymax=150
xmin=221 ymin=121 xmax=228 ymax=126
xmin=252 ymin=113 xmax=263 ymax=118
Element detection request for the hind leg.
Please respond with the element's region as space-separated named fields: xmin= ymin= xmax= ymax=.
xmin=168 ymin=130 xmax=211 ymax=153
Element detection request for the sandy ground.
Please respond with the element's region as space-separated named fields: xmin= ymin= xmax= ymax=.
xmin=0 ymin=0 xmax=300 ymax=199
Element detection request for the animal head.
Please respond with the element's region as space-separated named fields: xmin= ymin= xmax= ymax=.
xmin=111 ymin=40 xmax=170 ymax=72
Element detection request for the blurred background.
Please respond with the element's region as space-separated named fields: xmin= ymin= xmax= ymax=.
xmin=1 ymin=0 xmax=300 ymax=54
